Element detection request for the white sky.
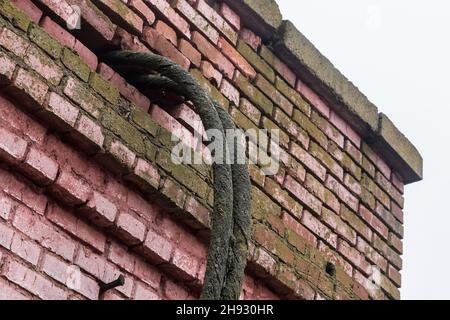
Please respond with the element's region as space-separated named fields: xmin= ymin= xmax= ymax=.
xmin=277 ymin=0 xmax=450 ymax=300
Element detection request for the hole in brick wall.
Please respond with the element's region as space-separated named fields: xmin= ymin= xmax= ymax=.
xmin=325 ymin=262 xmax=336 ymax=277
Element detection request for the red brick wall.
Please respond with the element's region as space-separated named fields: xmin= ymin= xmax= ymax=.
xmin=0 ymin=0 xmax=405 ymax=300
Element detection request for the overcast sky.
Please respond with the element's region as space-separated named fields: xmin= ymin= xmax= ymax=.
xmin=276 ymin=0 xmax=450 ymax=300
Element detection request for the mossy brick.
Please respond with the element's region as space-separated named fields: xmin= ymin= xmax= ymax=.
xmin=362 ymin=155 xmax=376 ymax=178
xmin=92 ymin=0 xmax=143 ymax=34
xmin=259 ymin=45 xmax=294 ymax=85
xmin=275 ymin=76 xmax=311 ymax=116
xmin=373 ymin=234 xmax=402 ymax=270
xmin=322 ymin=207 xmax=356 ymax=245
xmin=28 ymin=23 xmax=62 ymax=59
xmin=61 ymin=48 xmax=90 ymax=82
xmin=251 ymin=186 xmax=281 ymax=220
xmin=261 ymin=116 xmax=289 ymax=148
xmin=360 ymin=187 xmax=376 ymax=210
xmin=23 ymin=44 xmax=63 ymax=86
xmin=287 ymin=156 xmax=307 ymax=183
xmin=89 ymin=72 xmax=119 ymax=104
xmin=102 ymin=136 xmax=136 ymax=171
xmin=264 ymin=178 xmax=303 ymax=218
xmin=236 ymin=39 xmax=274 ymax=82
xmin=64 ymin=77 xmax=103 ymax=119
xmin=229 ymin=106 xmax=258 ymax=133
xmin=160 ymin=177 xmax=186 ymax=209
xmin=375 ymin=172 xmax=404 ymax=208
xmin=254 ymin=74 xmax=293 ymax=115
xmin=101 ymin=108 xmax=146 ymax=154
xmin=342 ymin=152 xmax=362 ymax=181
xmin=286 ymin=229 xmax=307 ymax=254
xmin=156 ymin=148 xmax=209 ymax=199
xmin=361 ymin=174 xmax=390 ymax=209
xmin=144 ymin=139 xmax=158 ymax=162
xmin=131 ymin=105 xmax=159 ymax=137
xmin=310 ymin=142 xmax=343 ymax=181
xmin=273 ymin=108 xmax=307 ymax=144
xmin=0 ymin=0 xmax=31 ymax=31
xmin=249 ymin=164 xmax=265 ymax=187
xmin=311 ymin=111 xmax=344 ymax=148
xmin=157 ymin=126 xmax=178 ymax=149
xmin=305 ymin=173 xmax=340 ymax=214
xmin=380 ymin=273 xmax=400 ymax=300
xmin=190 ymin=68 xmax=229 ymax=108
xmin=233 ymin=71 xmax=273 ymax=115
xmin=340 ymin=205 xmax=372 ymax=242
xmin=293 ymin=109 xmax=328 ymax=149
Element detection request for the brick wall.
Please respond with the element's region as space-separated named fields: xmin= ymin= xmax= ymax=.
xmin=0 ymin=0 xmax=421 ymax=300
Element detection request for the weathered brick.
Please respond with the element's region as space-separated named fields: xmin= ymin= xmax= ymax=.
xmin=356 ymin=236 xmax=388 ymax=272
xmin=322 ymin=207 xmax=356 ymax=244
xmin=255 ymin=75 xmax=293 ymax=115
xmin=359 ymin=205 xmax=389 ymax=239
xmin=219 ymin=2 xmax=240 ymax=31
xmin=284 ymin=176 xmax=322 ymax=215
xmin=0 ymin=127 xmax=28 ymax=164
xmin=12 ymin=0 xmax=43 ymax=23
xmin=0 ymin=27 xmax=29 ymax=57
xmin=28 ymin=23 xmax=62 ymax=59
xmin=23 ymin=45 xmax=63 ymax=86
xmin=21 ymin=147 xmax=59 ymax=186
xmin=148 ymin=0 xmax=191 ymax=38
xmin=301 ymin=210 xmax=337 ymax=248
xmin=51 ymin=168 xmax=92 ymax=206
xmin=62 ymin=47 xmax=91 ymax=82
xmin=42 ymin=253 xmax=100 ymax=300
xmin=237 ymin=39 xmax=274 ymax=82
xmin=340 ymin=205 xmax=372 ymax=242
xmin=95 ymin=0 xmax=143 ymax=33
xmin=13 ymin=68 xmax=49 ymax=108
xmin=326 ymin=175 xmax=359 ymax=212
xmin=179 ymin=39 xmax=201 ymax=67
xmin=259 ymin=46 xmax=295 ymax=85
xmin=275 ymin=77 xmax=310 ymax=116
xmin=192 ymin=31 xmax=234 ymax=79
xmin=143 ymin=27 xmax=190 ymax=70
xmin=297 ymin=80 xmax=330 ymax=118
xmin=115 ymin=213 xmax=146 ymax=245
xmin=337 ymin=239 xmax=371 ymax=276
xmin=13 ymin=205 xmax=76 ymax=261
xmin=64 ymin=77 xmax=103 ymax=119
xmin=2 ymin=258 xmax=68 ymax=299
xmin=40 ymin=16 xmax=76 ymax=48
xmin=196 ymin=0 xmax=237 ymax=44
xmin=47 ymin=204 xmax=106 ymax=253
xmin=290 ymin=143 xmax=326 ymax=181
xmin=129 ymin=0 xmax=155 ymax=25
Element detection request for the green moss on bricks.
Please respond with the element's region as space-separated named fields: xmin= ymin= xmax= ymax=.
xmin=144 ymin=140 xmax=158 ymax=162
xmin=131 ymin=105 xmax=159 ymax=137
xmin=0 ymin=0 xmax=30 ymax=31
xmin=62 ymin=48 xmax=90 ymax=82
xmin=237 ymin=40 xmax=275 ymax=83
xmin=102 ymin=108 xmax=146 ymax=154
xmin=28 ymin=24 xmax=62 ymax=59
xmin=275 ymin=76 xmax=311 ymax=116
xmin=190 ymin=69 xmax=229 ymax=109
xmin=293 ymin=109 xmax=328 ymax=148
xmin=251 ymin=186 xmax=281 ymax=220
xmin=156 ymin=148 xmax=209 ymax=199
xmin=234 ymin=71 xmax=273 ymax=115
xmin=89 ymin=72 xmax=119 ymax=104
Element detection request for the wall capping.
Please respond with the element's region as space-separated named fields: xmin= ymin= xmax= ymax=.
xmin=226 ymin=0 xmax=423 ymax=184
